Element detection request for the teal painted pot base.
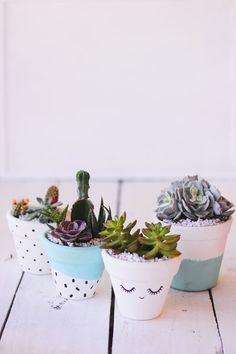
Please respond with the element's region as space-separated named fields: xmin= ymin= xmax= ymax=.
xmin=171 ymin=255 xmax=223 ymax=292
xmin=52 ymin=268 xmax=100 ymax=300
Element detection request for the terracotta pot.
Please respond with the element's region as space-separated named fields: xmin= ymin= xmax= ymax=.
xmin=102 ymin=250 xmax=182 ymax=320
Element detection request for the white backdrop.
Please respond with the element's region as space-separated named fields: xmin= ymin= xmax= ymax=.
xmin=0 ymin=0 xmax=236 ymax=179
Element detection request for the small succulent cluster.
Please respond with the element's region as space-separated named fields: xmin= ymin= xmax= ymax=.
xmin=71 ymin=170 xmax=111 ymax=238
xmin=100 ymin=212 xmax=181 ymax=260
xmin=156 ymin=175 xmax=234 ymax=222
xmin=11 ymin=186 xmax=68 ymax=224
xmin=11 ymin=198 xmax=30 ymax=218
xmin=51 ymin=220 xmax=92 ymax=245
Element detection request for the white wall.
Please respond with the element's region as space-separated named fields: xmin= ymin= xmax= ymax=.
xmin=0 ymin=0 xmax=236 ymax=179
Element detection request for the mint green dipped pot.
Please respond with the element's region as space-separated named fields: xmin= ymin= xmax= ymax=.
xmin=42 ymin=234 xmax=104 ymax=300
xmin=170 ymin=218 xmax=233 ymax=291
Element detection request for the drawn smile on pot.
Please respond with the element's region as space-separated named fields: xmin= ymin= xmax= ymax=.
xmin=139 ymin=296 xmax=145 ymax=299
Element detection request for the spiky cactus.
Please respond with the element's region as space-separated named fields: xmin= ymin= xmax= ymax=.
xmin=156 ymin=175 xmax=234 ymax=222
xmin=71 ymin=170 xmax=112 ymax=237
xmin=100 ymin=212 xmax=181 ymax=260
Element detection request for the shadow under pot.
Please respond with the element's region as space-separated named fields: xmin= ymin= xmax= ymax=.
xmin=6 ymin=211 xmax=51 ymax=274
xmin=42 ymin=233 xmax=104 ymax=300
xmin=102 ymin=250 xmax=182 ymax=320
xmin=170 ymin=217 xmax=233 ymax=292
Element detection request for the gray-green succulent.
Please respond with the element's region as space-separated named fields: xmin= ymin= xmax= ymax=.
xmin=100 ymin=212 xmax=181 ymax=260
xmin=156 ymin=175 xmax=234 ymax=222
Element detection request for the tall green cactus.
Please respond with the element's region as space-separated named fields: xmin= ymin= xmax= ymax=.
xmin=71 ymin=170 xmax=111 ymax=237
xmin=76 ymin=170 xmax=90 ymax=199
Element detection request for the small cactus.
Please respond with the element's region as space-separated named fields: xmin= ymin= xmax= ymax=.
xmin=45 ymin=185 xmax=59 ymax=203
xmin=100 ymin=212 xmax=181 ymax=260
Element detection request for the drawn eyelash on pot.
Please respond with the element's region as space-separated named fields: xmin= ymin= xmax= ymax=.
xmin=120 ymin=285 xmax=136 ymax=293
xmin=147 ymin=286 xmax=163 ymax=295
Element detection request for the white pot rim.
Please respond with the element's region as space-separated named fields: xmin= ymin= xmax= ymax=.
xmin=102 ymin=249 xmax=182 ymax=267
xmin=6 ymin=210 xmax=53 ymax=226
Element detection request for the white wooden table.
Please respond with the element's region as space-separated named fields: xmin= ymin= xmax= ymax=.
xmin=0 ymin=179 xmax=235 ymax=354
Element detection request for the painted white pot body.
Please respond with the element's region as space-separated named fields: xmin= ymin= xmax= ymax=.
xmin=168 ymin=218 xmax=233 ymax=291
xmin=42 ymin=234 xmax=104 ymax=300
xmin=102 ymin=251 xmax=182 ymax=320
xmin=6 ymin=211 xmax=51 ymax=274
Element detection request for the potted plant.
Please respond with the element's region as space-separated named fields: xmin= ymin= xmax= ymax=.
xmin=42 ymin=170 xmax=111 ymax=300
xmin=156 ymin=175 xmax=234 ymax=291
xmin=6 ymin=186 xmax=66 ymax=275
xmin=100 ymin=212 xmax=182 ymax=320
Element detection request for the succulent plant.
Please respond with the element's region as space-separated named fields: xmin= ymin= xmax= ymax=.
xmin=51 ymin=220 xmax=92 ymax=245
xmin=40 ymin=205 xmax=69 ymax=227
xmin=71 ymin=170 xmax=112 ymax=237
xmin=11 ymin=186 xmax=64 ymax=224
xmin=100 ymin=212 xmax=181 ymax=260
xmin=11 ymin=198 xmax=30 ymax=218
xmin=139 ymin=223 xmax=181 ymax=259
xmin=156 ymin=175 xmax=234 ymax=222
xmin=99 ymin=213 xmax=140 ymax=254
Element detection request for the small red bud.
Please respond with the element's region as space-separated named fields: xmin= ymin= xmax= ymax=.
xmin=51 ymin=196 xmax=57 ymax=204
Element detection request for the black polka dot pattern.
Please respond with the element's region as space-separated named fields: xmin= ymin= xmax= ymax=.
xmin=51 ymin=270 xmax=100 ymax=300
xmin=8 ymin=220 xmax=51 ymax=275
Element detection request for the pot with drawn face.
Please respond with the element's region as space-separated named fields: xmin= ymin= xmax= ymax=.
xmin=102 ymin=250 xmax=182 ymax=320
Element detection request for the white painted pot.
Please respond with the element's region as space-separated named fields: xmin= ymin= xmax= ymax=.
xmin=102 ymin=250 xmax=182 ymax=320
xmin=6 ymin=211 xmax=51 ymax=274
xmin=167 ymin=218 xmax=233 ymax=291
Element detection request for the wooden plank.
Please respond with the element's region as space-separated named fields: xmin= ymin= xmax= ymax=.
xmin=0 ymin=271 xmax=111 ymax=354
xmin=211 ymin=181 xmax=236 ymax=354
xmin=0 ymin=258 xmax=22 ymax=336
xmin=112 ymin=181 xmax=223 ymax=354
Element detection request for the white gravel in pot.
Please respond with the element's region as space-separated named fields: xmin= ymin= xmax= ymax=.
xmin=106 ymin=249 xmax=168 ymax=263
xmin=47 ymin=233 xmax=101 ymax=247
xmin=163 ymin=218 xmax=224 ymax=227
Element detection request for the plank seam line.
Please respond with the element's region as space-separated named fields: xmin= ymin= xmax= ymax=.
xmin=0 ymin=272 xmax=24 ymax=341
xmin=208 ymin=289 xmax=224 ymax=354
xmin=107 ymin=179 xmax=123 ymax=354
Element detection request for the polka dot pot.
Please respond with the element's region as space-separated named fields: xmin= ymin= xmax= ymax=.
xmin=6 ymin=211 xmax=51 ymax=275
xmin=42 ymin=233 xmax=104 ymax=300
xmin=52 ymin=270 xmax=100 ymax=300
